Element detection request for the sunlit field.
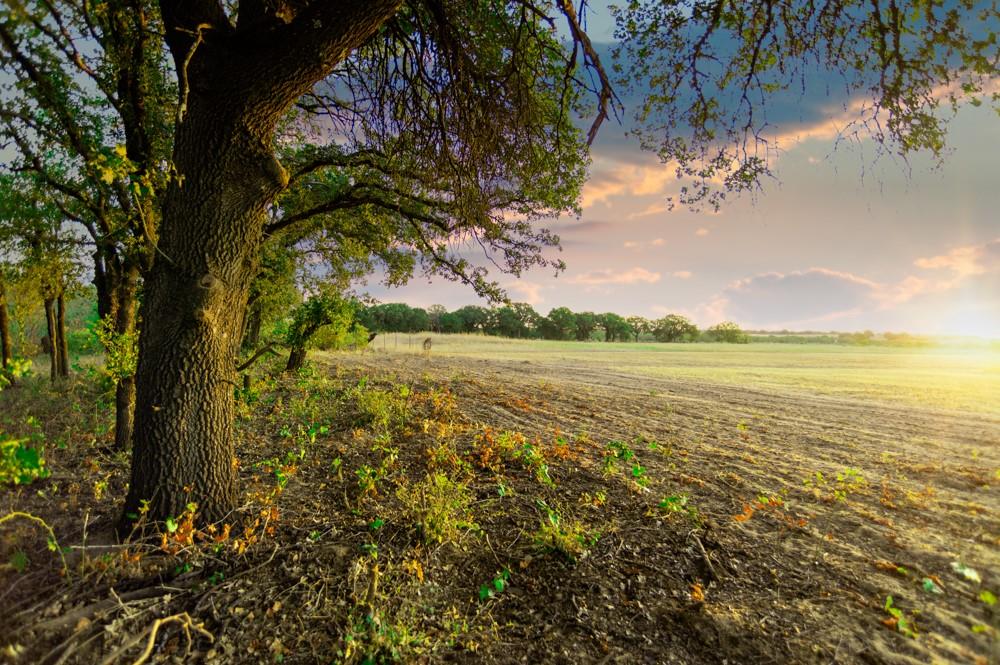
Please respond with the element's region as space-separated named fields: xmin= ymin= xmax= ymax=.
xmin=365 ymin=333 xmax=1000 ymax=415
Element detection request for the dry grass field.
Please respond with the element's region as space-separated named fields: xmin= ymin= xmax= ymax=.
xmin=1 ymin=336 xmax=997 ymax=664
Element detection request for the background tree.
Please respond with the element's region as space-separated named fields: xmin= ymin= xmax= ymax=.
xmin=453 ymin=306 xmax=490 ymax=334
xmin=426 ymin=305 xmax=448 ymax=334
xmin=0 ymin=175 xmax=85 ymax=380
xmin=573 ymin=311 xmax=599 ymax=341
xmin=706 ymin=321 xmax=749 ymax=344
xmin=598 ymin=312 xmax=632 ymax=342
xmin=489 ymin=306 xmax=529 ymax=339
xmin=284 ymin=292 xmax=357 ymax=373
xmin=543 ymin=307 xmax=577 ymax=341
xmin=653 ymin=314 xmax=699 ymax=343
xmin=0 ymin=271 xmax=10 ymax=370
xmin=626 ymin=316 xmax=651 ymax=343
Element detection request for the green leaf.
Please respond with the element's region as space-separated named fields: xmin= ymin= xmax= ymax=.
xmin=165 ymin=517 xmax=178 ymax=533
xmin=478 ymin=585 xmax=491 ymax=601
xmin=979 ymin=590 xmax=997 ymax=606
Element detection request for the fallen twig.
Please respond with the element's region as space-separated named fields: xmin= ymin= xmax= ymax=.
xmin=98 ymin=611 xmax=214 ymax=665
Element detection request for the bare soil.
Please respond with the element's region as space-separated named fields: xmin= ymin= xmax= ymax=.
xmin=1 ymin=349 xmax=998 ymax=664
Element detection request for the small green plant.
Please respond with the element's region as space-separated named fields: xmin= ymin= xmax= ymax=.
xmin=604 ymin=440 xmax=650 ymax=488
xmin=356 ymin=465 xmax=381 ymax=496
xmin=603 ymin=440 xmax=635 ymax=475
xmin=1 ymin=430 xmax=50 ymax=486
xmin=351 ymin=381 xmax=412 ymax=434
xmin=656 ymin=493 xmax=701 ymax=523
xmin=512 ymin=440 xmax=553 ymax=487
xmin=532 ymin=501 xmax=597 ymax=562
xmin=883 ymin=596 xmax=918 ymax=638
xmin=0 ymin=356 xmax=32 ymax=390
xmin=95 ymin=315 xmax=138 ymax=385
xmin=397 ymin=473 xmax=477 ymax=545
xmin=834 ymin=467 xmax=865 ymax=501
xmin=478 ymin=568 xmax=511 ymax=601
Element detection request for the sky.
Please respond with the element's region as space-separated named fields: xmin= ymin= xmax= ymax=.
xmin=361 ymin=5 xmax=1000 ymax=338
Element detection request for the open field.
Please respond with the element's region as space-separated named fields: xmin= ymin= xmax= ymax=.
xmin=374 ymin=333 xmax=1000 ymax=415
xmin=1 ymin=338 xmax=998 ymax=664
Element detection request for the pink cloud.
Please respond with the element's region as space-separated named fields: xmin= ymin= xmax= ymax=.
xmin=505 ymin=280 xmax=545 ymax=305
xmin=672 ymin=270 xmax=692 ymax=279
xmin=695 ymin=228 xmax=709 ymax=237
xmin=570 ymin=267 xmax=662 ymax=286
xmin=914 ymin=239 xmax=998 ymax=276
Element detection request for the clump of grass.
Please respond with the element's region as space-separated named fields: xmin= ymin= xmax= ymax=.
xmin=532 ymin=501 xmax=598 ymax=563
xmin=397 ymin=473 xmax=477 ymax=544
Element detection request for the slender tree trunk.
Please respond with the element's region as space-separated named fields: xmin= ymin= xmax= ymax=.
xmin=43 ymin=298 xmax=58 ymax=380
xmin=94 ymin=250 xmax=113 ymax=321
xmin=113 ymin=264 xmax=140 ymax=451
xmin=0 ymin=281 xmax=11 ymax=370
xmin=56 ymin=293 xmax=70 ymax=377
xmin=242 ymin=299 xmax=262 ymax=351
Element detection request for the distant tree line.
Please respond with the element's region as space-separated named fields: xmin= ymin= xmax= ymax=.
xmin=356 ymin=303 xmax=751 ymax=343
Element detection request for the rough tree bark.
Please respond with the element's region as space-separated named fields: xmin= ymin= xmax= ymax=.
xmin=56 ymin=293 xmax=70 ymax=377
xmin=0 ymin=281 xmax=11 ymax=369
xmin=121 ymin=0 xmax=402 ymax=529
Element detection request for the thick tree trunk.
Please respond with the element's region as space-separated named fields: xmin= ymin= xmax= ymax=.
xmin=122 ymin=109 xmax=281 ymax=528
xmin=122 ymin=1 xmax=402 ymax=531
xmin=43 ymin=298 xmax=58 ymax=380
xmin=56 ymin=293 xmax=70 ymax=377
xmin=284 ymin=346 xmax=307 ymax=373
xmin=0 ymin=281 xmax=11 ymax=369
xmin=113 ymin=265 xmax=140 ymax=451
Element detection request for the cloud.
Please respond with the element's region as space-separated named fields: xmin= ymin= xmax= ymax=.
xmin=623 ymin=237 xmax=667 ymax=250
xmin=580 ymin=155 xmax=676 ymax=209
xmin=717 ymin=268 xmax=877 ymax=327
xmin=880 ymin=238 xmax=1000 ymax=305
xmin=695 ymin=228 xmax=709 ymax=237
xmin=570 ymin=267 xmax=662 ymax=286
xmin=672 ymin=270 xmax=692 ymax=279
xmin=628 ymin=202 xmax=670 ymax=219
xmin=913 ymin=238 xmax=999 ymax=277
xmin=686 ymin=240 xmax=1000 ymax=332
xmin=505 ymin=280 xmax=546 ymax=305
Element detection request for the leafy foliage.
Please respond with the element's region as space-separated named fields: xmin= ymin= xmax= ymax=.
xmin=1 ymin=430 xmax=49 ymax=485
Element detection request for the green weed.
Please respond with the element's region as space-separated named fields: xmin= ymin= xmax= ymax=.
xmin=397 ymin=473 xmax=477 ymax=545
